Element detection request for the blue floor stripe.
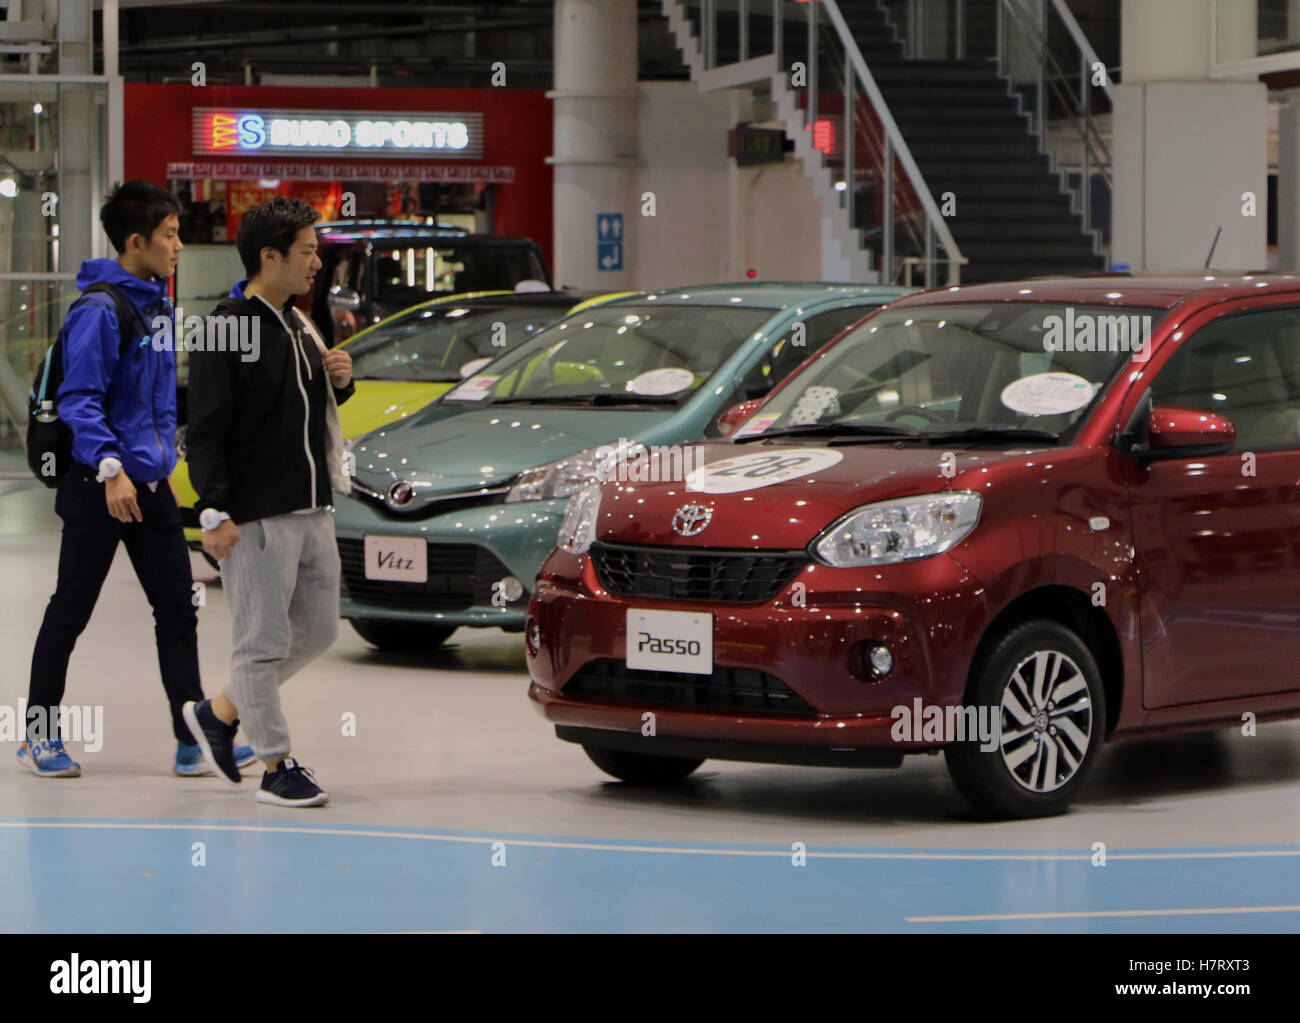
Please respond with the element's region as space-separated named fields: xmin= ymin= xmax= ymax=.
xmin=2 ymin=819 xmax=1297 ymax=933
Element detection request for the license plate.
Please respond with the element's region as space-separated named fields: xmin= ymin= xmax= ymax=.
xmin=363 ymin=535 xmax=427 ymax=583
xmin=626 ymin=609 xmax=713 ymax=675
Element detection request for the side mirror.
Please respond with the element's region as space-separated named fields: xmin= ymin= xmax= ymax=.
xmin=1129 ymin=405 xmax=1236 ymax=458
xmin=718 ymin=399 xmax=763 ymax=437
xmin=328 ymin=286 xmax=362 ymax=312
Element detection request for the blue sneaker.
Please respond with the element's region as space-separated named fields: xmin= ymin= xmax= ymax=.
xmin=16 ymin=740 xmax=81 ymax=778
xmin=174 ymin=741 xmax=257 ymax=777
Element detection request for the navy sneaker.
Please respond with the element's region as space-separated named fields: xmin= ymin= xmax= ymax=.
xmin=181 ymin=700 xmax=241 ymax=784
xmin=16 ymin=740 xmax=81 ymax=778
xmin=174 ymin=741 xmax=257 ymax=777
xmin=257 ymin=758 xmax=329 ymax=807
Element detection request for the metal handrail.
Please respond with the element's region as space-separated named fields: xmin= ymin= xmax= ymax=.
xmin=821 ymin=0 xmax=963 ymax=286
xmin=997 ymin=0 xmax=1112 ymax=242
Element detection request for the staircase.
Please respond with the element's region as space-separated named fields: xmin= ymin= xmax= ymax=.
xmin=854 ymin=0 xmax=1104 ymax=281
xmin=665 ymin=0 xmax=1107 ymax=286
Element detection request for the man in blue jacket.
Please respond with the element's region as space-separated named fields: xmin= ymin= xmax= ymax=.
xmin=18 ymin=180 xmax=255 ymax=778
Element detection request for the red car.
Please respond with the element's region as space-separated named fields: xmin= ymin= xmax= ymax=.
xmin=526 ymin=274 xmax=1300 ymax=818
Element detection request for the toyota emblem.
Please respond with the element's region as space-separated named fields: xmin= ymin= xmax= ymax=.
xmin=672 ymin=503 xmax=712 ymax=537
xmin=387 ymin=481 xmax=416 ymax=508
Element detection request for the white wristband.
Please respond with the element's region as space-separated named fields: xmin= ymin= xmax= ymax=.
xmin=96 ymin=457 xmax=122 ymax=483
xmin=199 ymin=508 xmax=232 ymax=532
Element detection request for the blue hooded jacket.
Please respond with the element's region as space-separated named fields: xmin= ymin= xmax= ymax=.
xmin=58 ymin=258 xmax=177 ymax=482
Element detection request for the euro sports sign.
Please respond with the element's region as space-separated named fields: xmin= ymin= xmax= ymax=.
xmin=192 ymin=108 xmax=484 ymax=159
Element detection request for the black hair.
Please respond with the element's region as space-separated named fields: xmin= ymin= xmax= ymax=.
xmin=99 ymin=180 xmax=182 ymax=254
xmin=236 ymin=196 xmax=321 ymax=279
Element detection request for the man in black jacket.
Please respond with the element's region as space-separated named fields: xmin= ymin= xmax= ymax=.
xmin=182 ymin=197 xmax=353 ymax=807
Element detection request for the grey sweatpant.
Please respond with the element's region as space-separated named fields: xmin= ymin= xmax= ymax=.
xmin=219 ymin=509 xmax=339 ymax=761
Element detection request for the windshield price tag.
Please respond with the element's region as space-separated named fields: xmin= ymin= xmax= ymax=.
xmin=731 ymin=414 xmax=780 ymax=438
xmin=447 ymin=375 xmax=499 ymax=401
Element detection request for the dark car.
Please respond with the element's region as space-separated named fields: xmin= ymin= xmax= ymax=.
xmin=527 ymin=272 xmax=1300 ymax=819
xmin=311 ymin=219 xmax=551 ymax=344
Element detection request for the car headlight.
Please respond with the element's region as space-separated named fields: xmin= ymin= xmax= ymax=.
xmin=557 ymin=482 xmax=603 ymax=555
xmin=811 ymin=492 xmax=982 ymax=567
xmin=505 ymin=440 xmax=645 ymax=503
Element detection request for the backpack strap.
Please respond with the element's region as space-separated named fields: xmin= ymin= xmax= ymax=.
xmin=79 ymin=281 xmax=144 ymax=357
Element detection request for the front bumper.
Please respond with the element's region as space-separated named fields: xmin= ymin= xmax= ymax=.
xmin=527 ymin=547 xmax=987 ymax=756
xmin=333 ymin=488 xmax=570 ymax=628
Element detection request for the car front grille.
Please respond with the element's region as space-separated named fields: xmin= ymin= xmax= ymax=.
xmin=590 ymin=541 xmax=807 ymax=604
xmin=338 ymin=538 xmax=521 ymax=611
xmin=350 ymin=483 xmax=508 ymax=521
xmin=563 ymin=658 xmax=813 ymax=715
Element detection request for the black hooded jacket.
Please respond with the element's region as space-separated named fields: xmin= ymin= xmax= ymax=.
xmin=186 ymin=285 xmax=354 ymax=525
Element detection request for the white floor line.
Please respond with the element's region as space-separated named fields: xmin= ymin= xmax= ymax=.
xmin=1 ymin=820 xmax=1299 ymax=861
xmin=909 ymin=905 xmax=1300 ymax=923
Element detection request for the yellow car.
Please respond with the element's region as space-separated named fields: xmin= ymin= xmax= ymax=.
xmin=173 ymin=288 xmax=630 ymax=560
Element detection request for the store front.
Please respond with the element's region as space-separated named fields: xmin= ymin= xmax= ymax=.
xmin=124 ymin=84 xmax=552 ymax=313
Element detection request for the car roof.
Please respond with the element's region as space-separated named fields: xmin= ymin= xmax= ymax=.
xmin=599 ymin=281 xmax=914 ymax=310
xmin=890 ymin=272 xmax=1300 ymax=310
xmin=316 ymin=221 xmax=539 ymax=247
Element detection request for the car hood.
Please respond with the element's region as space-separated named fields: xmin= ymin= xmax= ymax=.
xmin=341 ymin=380 xmax=451 ymax=439
xmin=350 ymin=403 xmax=678 ymax=498
xmin=595 ymin=440 xmax=1049 ymax=549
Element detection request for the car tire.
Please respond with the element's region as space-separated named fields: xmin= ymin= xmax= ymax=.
xmin=583 ymin=745 xmax=704 ymax=785
xmin=349 ymin=618 xmax=456 ymax=652
xmin=945 ymin=619 xmax=1106 ymax=819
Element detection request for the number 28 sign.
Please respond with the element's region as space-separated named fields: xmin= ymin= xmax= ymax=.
xmin=685 ymin=449 xmax=844 ymax=494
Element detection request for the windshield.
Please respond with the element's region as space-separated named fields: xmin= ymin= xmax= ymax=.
xmin=441 ymin=302 xmax=773 ymax=406
xmin=373 ymin=245 xmax=548 ymax=306
xmin=738 ymin=302 xmax=1167 ymax=443
xmin=347 ymin=302 xmax=569 ymax=382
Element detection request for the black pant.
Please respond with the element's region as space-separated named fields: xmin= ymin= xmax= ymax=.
xmin=27 ymin=464 xmax=202 ymax=745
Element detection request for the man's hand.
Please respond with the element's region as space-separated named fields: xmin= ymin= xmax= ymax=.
xmin=201 ymin=519 xmax=241 ymax=561
xmin=105 ymin=473 xmax=142 ymax=523
xmin=322 ymin=348 xmax=353 ymax=388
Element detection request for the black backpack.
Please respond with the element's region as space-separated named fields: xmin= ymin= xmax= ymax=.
xmin=26 ymin=283 xmax=142 ymax=487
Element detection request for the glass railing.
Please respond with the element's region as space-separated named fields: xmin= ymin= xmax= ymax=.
xmin=680 ymin=0 xmax=964 ymax=285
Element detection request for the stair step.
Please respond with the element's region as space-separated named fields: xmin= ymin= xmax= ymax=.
xmin=948 ymin=219 xmax=1090 ymax=241
xmin=869 ymin=64 xmax=1006 ymax=86
xmin=909 ymin=139 xmax=1041 ymax=161
xmin=900 ymin=121 xmax=1033 ymax=142
xmin=886 ymin=97 xmax=1022 ymax=119
xmin=947 ymin=198 xmax=1076 ymax=218
xmin=960 ymin=239 xmax=1101 ymax=260
xmin=924 ymin=160 xmax=1054 ymax=181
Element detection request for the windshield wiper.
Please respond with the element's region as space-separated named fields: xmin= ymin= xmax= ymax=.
xmin=489 ymin=393 xmax=681 ymax=406
xmin=738 ymin=422 xmax=922 ymax=442
xmin=922 ymin=426 xmax=1060 ymax=444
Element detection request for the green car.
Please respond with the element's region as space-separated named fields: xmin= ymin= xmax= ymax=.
xmin=336 ymin=281 xmax=914 ymax=651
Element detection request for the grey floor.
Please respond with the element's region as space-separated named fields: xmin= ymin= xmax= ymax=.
xmin=1 ymin=473 xmax=1296 ymax=849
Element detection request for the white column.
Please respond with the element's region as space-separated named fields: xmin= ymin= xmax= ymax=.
xmin=57 ymin=0 xmax=95 ymax=272
xmin=1112 ymin=0 xmax=1266 ymax=271
xmin=548 ymin=0 xmax=638 ymax=289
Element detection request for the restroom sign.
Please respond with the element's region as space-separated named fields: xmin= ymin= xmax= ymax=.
xmin=598 ymin=213 xmax=623 ymax=271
